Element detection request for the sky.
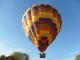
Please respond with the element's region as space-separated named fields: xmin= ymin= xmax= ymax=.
xmin=0 ymin=0 xmax=80 ymax=60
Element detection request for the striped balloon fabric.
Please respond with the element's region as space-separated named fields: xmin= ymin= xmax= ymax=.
xmin=22 ymin=4 xmax=62 ymax=52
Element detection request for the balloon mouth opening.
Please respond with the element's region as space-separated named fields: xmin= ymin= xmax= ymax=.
xmin=38 ymin=46 xmax=47 ymax=52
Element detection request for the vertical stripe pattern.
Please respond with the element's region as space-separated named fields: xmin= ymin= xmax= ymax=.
xmin=22 ymin=4 xmax=62 ymax=52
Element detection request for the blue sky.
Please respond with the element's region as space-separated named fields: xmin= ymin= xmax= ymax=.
xmin=0 ymin=0 xmax=80 ymax=60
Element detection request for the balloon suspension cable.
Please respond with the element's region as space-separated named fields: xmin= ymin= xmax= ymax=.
xmin=39 ymin=52 xmax=45 ymax=58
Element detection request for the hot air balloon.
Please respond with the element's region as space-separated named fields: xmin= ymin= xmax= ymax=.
xmin=22 ymin=4 xmax=62 ymax=58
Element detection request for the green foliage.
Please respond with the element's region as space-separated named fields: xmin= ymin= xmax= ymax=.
xmin=75 ymin=55 xmax=80 ymax=60
xmin=0 ymin=52 xmax=29 ymax=60
xmin=0 ymin=55 xmax=6 ymax=60
xmin=11 ymin=52 xmax=29 ymax=60
xmin=0 ymin=55 xmax=17 ymax=60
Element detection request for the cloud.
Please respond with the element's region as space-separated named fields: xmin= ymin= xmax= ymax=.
xmin=64 ymin=50 xmax=80 ymax=60
xmin=11 ymin=48 xmax=27 ymax=53
xmin=0 ymin=44 xmax=8 ymax=55
xmin=0 ymin=48 xmax=24 ymax=56
xmin=0 ymin=44 xmax=28 ymax=56
xmin=64 ymin=56 xmax=75 ymax=60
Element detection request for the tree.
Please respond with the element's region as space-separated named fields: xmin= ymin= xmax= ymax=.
xmin=75 ymin=55 xmax=80 ymax=60
xmin=7 ymin=56 xmax=17 ymax=60
xmin=0 ymin=55 xmax=18 ymax=60
xmin=0 ymin=55 xmax=6 ymax=60
xmin=11 ymin=52 xmax=29 ymax=60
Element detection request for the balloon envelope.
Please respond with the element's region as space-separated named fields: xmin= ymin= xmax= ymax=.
xmin=22 ymin=4 xmax=62 ymax=53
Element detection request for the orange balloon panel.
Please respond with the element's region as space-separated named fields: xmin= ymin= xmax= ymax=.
xmin=22 ymin=4 xmax=62 ymax=52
